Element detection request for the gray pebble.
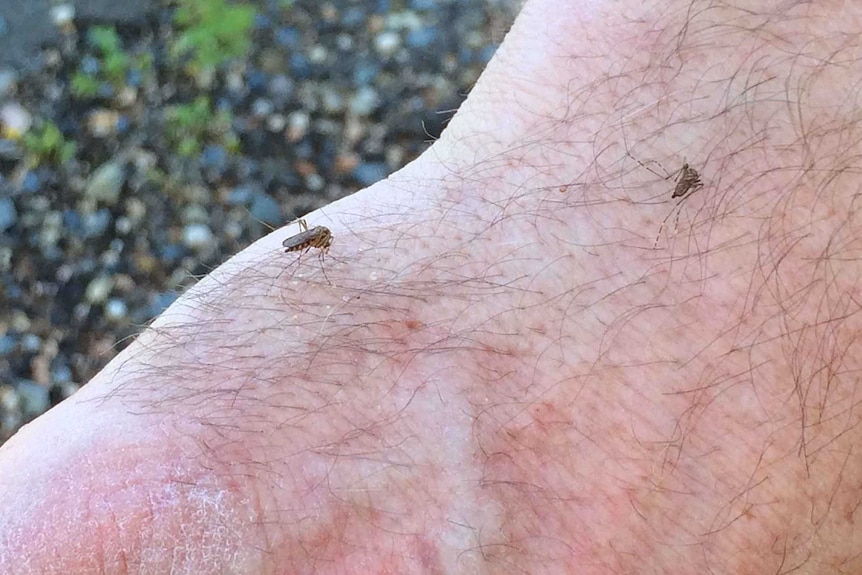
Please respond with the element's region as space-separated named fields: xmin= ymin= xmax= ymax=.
xmin=181 ymin=204 xmax=209 ymax=224
xmin=83 ymin=209 xmax=112 ymax=238
xmin=0 ymin=69 xmax=17 ymax=96
xmin=321 ymin=88 xmax=344 ymax=113
xmin=287 ymin=111 xmax=310 ymax=141
xmin=0 ymin=139 xmax=21 ymax=160
xmin=21 ymin=333 xmax=41 ymax=353
xmin=268 ymin=74 xmax=294 ymax=101
xmin=227 ymin=183 xmax=259 ymax=205
xmin=349 ymin=87 xmax=380 ymax=116
xmin=183 ymin=223 xmax=213 ymax=250
xmin=0 ymin=197 xmax=17 ymax=232
xmin=105 ymin=298 xmax=128 ymax=321
xmin=353 ymin=162 xmax=389 ymax=186
xmin=85 ymin=275 xmax=113 ymax=304
xmin=251 ymin=98 xmax=275 ymax=118
xmin=0 ymin=335 xmax=16 ymax=355
xmin=50 ymin=5 xmax=75 ymax=27
xmin=249 ymin=193 xmax=281 ymax=226
xmin=85 ymin=161 xmax=126 ymax=205
xmin=51 ymin=364 xmax=73 ymax=384
xmin=16 ymin=380 xmax=49 ymax=417
xmin=407 ymin=27 xmax=437 ymax=49
xmin=0 ymin=102 xmax=31 ymax=136
xmin=375 ymin=31 xmax=401 ymax=56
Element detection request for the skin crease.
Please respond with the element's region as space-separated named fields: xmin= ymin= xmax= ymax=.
xmin=3 ymin=0 xmax=862 ymax=573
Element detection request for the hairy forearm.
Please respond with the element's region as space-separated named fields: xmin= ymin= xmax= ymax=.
xmin=3 ymin=1 xmax=862 ymax=573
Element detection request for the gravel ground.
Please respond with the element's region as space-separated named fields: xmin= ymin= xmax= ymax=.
xmin=0 ymin=0 xmax=522 ymax=443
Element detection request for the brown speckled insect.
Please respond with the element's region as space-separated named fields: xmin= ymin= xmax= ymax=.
xmin=282 ymin=218 xmax=333 ymax=254
xmin=283 ymin=219 xmax=333 ymax=282
xmin=628 ymin=154 xmax=704 ymax=247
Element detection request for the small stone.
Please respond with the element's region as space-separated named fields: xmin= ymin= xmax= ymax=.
xmin=406 ymin=27 xmax=437 ymax=49
xmin=336 ymin=33 xmax=353 ymax=51
xmin=247 ymin=70 xmax=267 ymax=92
xmin=149 ymin=292 xmax=178 ymax=317
xmin=251 ymin=98 xmax=275 ymax=117
xmin=39 ymin=211 xmax=63 ymax=248
xmin=125 ymin=197 xmax=146 ymax=224
xmin=305 ymin=173 xmax=325 ymax=192
xmin=353 ymin=162 xmax=389 ymax=186
xmin=375 ymin=31 xmax=401 ymax=56
xmin=0 ymin=335 xmax=17 ymax=355
xmin=266 ymin=114 xmax=286 ymax=132
xmin=308 ymin=45 xmax=328 ymax=64
xmin=21 ymin=171 xmax=40 ymax=193
xmin=116 ymin=86 xmax=138 ymax=107
xmin=85 ymin=161 xmax=125 ymax=205
xmin=51 ymin=363 xmax=73 ymax=384
xmin=321 ymin=89 xmax=344 ymax=113
xmin=85 ymin=275 xmax=113 ymax=304
xmin=0 ymin=197 xmax=17 ymax=232
xmin=16 ymin=380 xmax=50 ymax=417
xmin=290 ymin=54 xmax=311 ymax=79
xmin=115 ymin=216 xmax=132 ymax=234
xmin=0 ymin=139 xmax=20 ymax=160
xmin=183 ymin=223 xmax=213 ymax=250
xmin=0 ymin=385 xmax=18 ymax=411
xmin=31 ymin=354 xmax=51 ymax=385
xmin=226 ymin=69 xmax=245 ymax=94
xmin=268 ymin=74 xmax=293 ymax=101
xmin=50 ymin=4 xmax=75 ymax=27
xmin=249 ymin=193 xmax=281 ymax=226
xmin=275 ymin=27 xmax=301 ymax=48
xmin=81 ymin=56 xmax=100 ymax=75
xmin=201 ymin=144 xmax=228 ymax=171
xmin=349 ymin=87 xmax=380 ymax=116
xmin=353 ymin=60 xmax=380 ymax=86
xmin=0 ymin=69 xmax=18 ymax=96
xmin=83 ymin=209 xmax=112 ymax=237
xmin=341 ymin=7 xmax=365 ymax=28
xmin=105 ymin=298 xmax=128 ymax=321
xmin=0 ymin=102 xmax=32 ymax=139
xmin=0 ymin=247 xmax=11 ymax=271
xmin=21 ymin=334 xmax=41 ymax=353
xmin=55 ymin=381 xmax=80 ymax=400
xmin=227 ymin=183 xmax=258 ymax=206
xmin=287 ymin=111 xmax=310 ymax=142
xmin=181 ymin=204 xmax=209 ymax=224
xmin=87 ymin=109 xmax=120 ymax=137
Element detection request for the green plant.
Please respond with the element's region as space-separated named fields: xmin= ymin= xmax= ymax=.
xmin=70 ymin=71 xmax=100 ymax=98
xmin=23 ymin=121 xmax=76 ymax=166
xmin=71 ymin=26 xmax=151 ymax=99
xmin=170 ymin=0 xmax=256 ymax=73
xmin=165 ymin=96 xmax=238 ymax=157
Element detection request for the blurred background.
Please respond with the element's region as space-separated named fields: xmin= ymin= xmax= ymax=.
xmin=0 ymin=0 xmax=522 ymax=442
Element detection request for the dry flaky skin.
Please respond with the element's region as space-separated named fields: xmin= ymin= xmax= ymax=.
xmin=3 ymin=1 xmax=862 ymax=574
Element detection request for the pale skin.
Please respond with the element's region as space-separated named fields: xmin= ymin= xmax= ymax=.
xmin=3 ymin=0 xmax=862 ymax=572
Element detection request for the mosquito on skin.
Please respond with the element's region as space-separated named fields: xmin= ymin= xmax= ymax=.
xmin=282 ymin=218 xmax=333 ymax=283
xmin=627 ymin=153 xmax=704 ymax=248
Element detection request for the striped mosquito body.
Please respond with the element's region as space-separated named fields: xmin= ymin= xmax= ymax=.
xmin=670 ymin=163 xmax=703 ymax=199
xmin=282 ymin=224 xmax=333 ymax=253
xmin=626 ymin=153 xmax=705 ymax=248
xmin=283 ymin=218 xmax=333 ymax=283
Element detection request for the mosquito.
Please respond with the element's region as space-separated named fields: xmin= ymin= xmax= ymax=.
xmin=282 ymin=218 xmax=333 ymax=282
xmin=628 ymin=154 xmax=704 ymax=248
